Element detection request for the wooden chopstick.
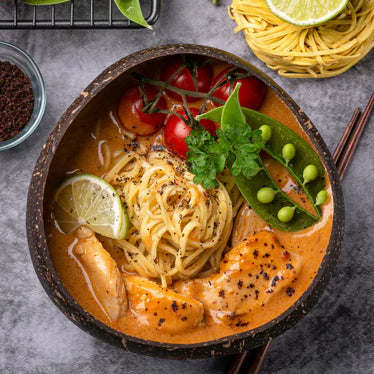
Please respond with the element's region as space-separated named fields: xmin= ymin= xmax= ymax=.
xmin=226 ymin=90 xmax=374 ymax=374
xmin=226 ymin=340 xmax=272 ymax=374
xmin=335 ymin=91 xmax=374 ymax=179
xmin=333 ymin=108 xmax=361 ymax=165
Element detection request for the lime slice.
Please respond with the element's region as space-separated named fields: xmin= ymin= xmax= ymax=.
xmin=265 ymin=0 xmax=349 ymax=26
xmin=53 ymin=174 xmax=129 ymax=240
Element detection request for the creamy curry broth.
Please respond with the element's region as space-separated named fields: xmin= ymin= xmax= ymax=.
xmin=46 ymin=63 xmax=333 ymax=344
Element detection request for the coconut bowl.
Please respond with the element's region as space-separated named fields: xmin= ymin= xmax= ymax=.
xmin=26 ymin=44 xmax=344 ymax=359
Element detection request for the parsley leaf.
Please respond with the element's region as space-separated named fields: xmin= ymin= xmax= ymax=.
xmin=186 ymin=124 xmax=263 ymax=189
xmin=185 ymin=127 xmax=226 ymax=189
xmin=185 ymin=83 xmax=264 ymax=190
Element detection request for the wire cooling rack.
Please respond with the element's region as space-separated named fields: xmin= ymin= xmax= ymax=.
xmin=0 ymin=0 xmax=160 ymax=29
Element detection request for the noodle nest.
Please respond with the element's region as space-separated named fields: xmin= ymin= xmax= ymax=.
xmin=105 ymin=148 xmax=235 ymax=287
xmin=230 ymin=0 xmax=374 ymax=78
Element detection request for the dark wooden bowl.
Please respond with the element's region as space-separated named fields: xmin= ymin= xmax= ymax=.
xmin=27 ymin=44 xmax=344 ymax=359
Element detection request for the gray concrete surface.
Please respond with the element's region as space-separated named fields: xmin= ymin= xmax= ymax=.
xmin=0 ymin=1 xmax=373 ymax=373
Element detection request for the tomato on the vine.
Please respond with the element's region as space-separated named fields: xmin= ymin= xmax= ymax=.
xmin=160 ymin=57 xmax=213 ymax=103
xmin=118 ymin=85 xmax=167 ymax=136
xmin=164 ymin=108 xmax=216 ymax=158
xmin=211 ymin=68 xmax=266 ymax=110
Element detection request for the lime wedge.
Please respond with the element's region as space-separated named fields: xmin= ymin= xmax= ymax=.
xmin=53 ymin=174 xmax=129 ymax=240
xmin=265 ymin=0 xmax=349 ymax=26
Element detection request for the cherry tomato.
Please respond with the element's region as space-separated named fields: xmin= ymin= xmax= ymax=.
xmin=118 ymin=85 xmax=167 ymax=136
xmin=164 ymin=108 xmax=216 ymax=158
xmin=211 ymin=68 xmax=266 ymax=110
xmin=160 ymin=57 xmax=213 ymax=103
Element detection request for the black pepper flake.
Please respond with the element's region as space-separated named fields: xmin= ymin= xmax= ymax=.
xmin=286 ymin=263 xmax=294 ymax=269
xmin=271 ymin=275 xmax=279 ymax=287
xmin=158 ymin=318 xmax=165 ymax=326
xmin=218 ymin=289 xmax=225 ymax=298
xmin=265 ymin=289 xmax=274 ymax=294
xmin=253 ymin=249 xmax=259 ymax=258
xmin=181 ymin=317 xmax=187 ymax=321
xmin=235 ymin=321 xmax=249 ymax=327
xmin=237 ymin=280 xmax=243 ymax=289
xmin=171 ymin=301 xmax=178 ymax=312
xmin=286 ymin=287 xmax=295 ymax=296
xmin=181 ymin=302 xmax=186 ymax=309
xmin=129 ymin=139 xmax=139 ymax=150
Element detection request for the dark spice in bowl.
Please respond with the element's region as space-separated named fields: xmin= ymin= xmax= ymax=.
xmin=0 ymin=61 xmax=34 ymax=142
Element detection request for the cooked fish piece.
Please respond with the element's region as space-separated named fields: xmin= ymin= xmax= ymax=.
xmin=124 ymin=276 xmax=204 ymax=333
xmin=74 ymin=229 xmax=127 ymax=322
xmin=175 ymin=231 xmax=302 ymax=324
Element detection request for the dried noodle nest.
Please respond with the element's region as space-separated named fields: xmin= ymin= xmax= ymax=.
xmin=230 ymin=0 xmax=374 ymax=78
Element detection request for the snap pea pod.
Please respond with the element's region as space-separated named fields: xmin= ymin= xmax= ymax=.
xmin=234 ymin=158 xmax=318 ymax=232
xmin=22 ymin=0 xmax=152 ymax=29
xmin=241 ymin=108 xmax=325 ymax=218
xmin=198 ymin=106 xmax=325 ymax=218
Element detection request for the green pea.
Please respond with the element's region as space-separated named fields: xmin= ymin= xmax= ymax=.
xmin=315 ymin=190 xmax=328 ymax=206
xmin=303 ymin=164 xmax=319 ymax=184
xmin=277 ymin=206 xmax=295 ymax=222
xmin=282 ymin=143 xmax=296 ymax=165
xmin=257 ymin=187 xmax=276 ymax=204
xmin=259 ymin=125 xmax=272 ymax=143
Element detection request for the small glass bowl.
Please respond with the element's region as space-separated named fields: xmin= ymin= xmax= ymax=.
xmin=0 ymin=41 xmax=46 ymax=151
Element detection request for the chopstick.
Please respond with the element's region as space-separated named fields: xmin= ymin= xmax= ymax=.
xmin=334 ymin=91 xmax=374 ymax=178
xmin=226 ymin=90 xmax=374 ymax=374
xmin=332 ymin=108 xmax=361 ymax=166
xmin=227 ymin=340 xmax=272 ymax=374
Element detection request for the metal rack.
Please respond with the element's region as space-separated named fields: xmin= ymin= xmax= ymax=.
xmin=0 ymin=0 xmax=160 ymax=29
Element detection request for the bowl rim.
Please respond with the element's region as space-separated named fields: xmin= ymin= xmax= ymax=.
xmin=26 ymin=44 xmax=344 ymax=359
xmin=0 ymin=40 xmax=46 ymax=151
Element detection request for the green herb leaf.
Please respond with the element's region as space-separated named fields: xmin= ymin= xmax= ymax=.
xmin=114 ymin=0 xmax=152 ymax=29
xmin=186 ymin=84 xmax=264 ymax=190
xmin=185 ymin=127 xmax=226 ymax=189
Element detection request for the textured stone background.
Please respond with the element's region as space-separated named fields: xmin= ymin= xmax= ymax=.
xmin=0 ymin=1 xmax=373 ymax=373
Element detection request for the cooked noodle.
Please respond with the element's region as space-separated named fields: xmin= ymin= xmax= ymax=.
xmin=230 ymin=0 xmax=374 ymax=78
xmin=105 ymin=149 xmax=235 ymax=287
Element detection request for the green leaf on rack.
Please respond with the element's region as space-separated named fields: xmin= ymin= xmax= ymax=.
xmin=23 ymin=0 xmax=69 ymax=5
xmin=114 ymin=0 xmax=152 ymax=29
xmin=22 ymin=0 xmax=152 ymax=29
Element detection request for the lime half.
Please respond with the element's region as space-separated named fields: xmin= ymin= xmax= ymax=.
xmin=53 ymin=174 xmax=129 ymax=240
xmin=266 ymin=0 xmax=349 ymax=26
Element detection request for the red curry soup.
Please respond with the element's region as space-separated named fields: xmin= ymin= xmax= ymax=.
xmin=47 ymin=56 xmax=333 ymax=344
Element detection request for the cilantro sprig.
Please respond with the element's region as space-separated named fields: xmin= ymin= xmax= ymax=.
xmin=185 ymin=84 xmax=264 ymax=189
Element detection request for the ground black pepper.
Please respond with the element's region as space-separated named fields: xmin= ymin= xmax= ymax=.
xmin=0 ymin=61 xmax=34 ymax=141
